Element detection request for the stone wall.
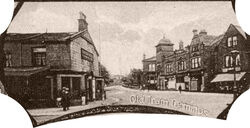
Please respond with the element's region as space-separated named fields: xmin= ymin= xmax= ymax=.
xmin=70 ymin=37 xmax=99 ymax=76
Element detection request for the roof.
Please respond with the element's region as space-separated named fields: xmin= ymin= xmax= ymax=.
xmin=234 ymin=25 xmax=247 ymax=39
xmin=211 ymin=72 xmax=246 ymax=83
xmin=156 ymin=36 xmax=174 ymax=47
xmin=210 ymin=34 xmax=225 ymax=47
xmin=4 ymin=67 xmax=50 ymax=77
xmin=6 ymin=30 xmax=99 ymax=56
xmin=191 ymin=34 xmax=217 ymax=46
xmin=143 ymin=56 xmax=156 ymax=62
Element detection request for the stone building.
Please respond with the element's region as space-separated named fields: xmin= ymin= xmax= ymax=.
xmin=4 ymin=12 xmax=104 ymax=108
xmin=142 ymin=55 xmax=157 ymax=89
xmin=210 ymin=24 xmax=250 ymax=93
xmin=155 ymin=36 xmax=174 ymax=90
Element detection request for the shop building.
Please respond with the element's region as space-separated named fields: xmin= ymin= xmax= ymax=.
xmin=4 ymin=12 xmax=104 ymax=108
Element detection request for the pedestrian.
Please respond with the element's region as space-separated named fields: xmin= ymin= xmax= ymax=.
xmin=61 ymin=87 xmax=67 ymax=111
xmin=65 ymin=88 xmax=70 ymax=110
xmin=178 ymin=86 xmax=182 ymax=94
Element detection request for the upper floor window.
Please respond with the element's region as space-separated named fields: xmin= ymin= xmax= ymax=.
xmin=191 ymin=57 xmax=201 ymax=69
xmin=236 ymin=54 xmax=240 ymax=66
xmin=227 ymin=36 xmax=237 ymax=47
xmin=227 ymin=37 xmax=232 ymax=47
xmin=33 ymin=47 xmax=46 ymax=66
xmin=149 ymin=64 xmax=155 ymax=71
xmin=233 ymin=36 xmax=238 ymax=46
xmin=192 ymin=45 xmax=199 ymax=52
xmin=5 ymin=51 xmax=12 ymax=67
xmin=225 ymin=54 xmax=241 ymax=68
xmin=178 ymin=61 xmax=186 ymax=71
xmin=225 ymin=55 xmax=233 ymax=68
xmin=165 ymin=63 xmax=172 ymax=73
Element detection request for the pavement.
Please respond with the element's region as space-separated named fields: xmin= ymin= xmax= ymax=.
xmin=28 ymin=85 xmax=234 ymax=125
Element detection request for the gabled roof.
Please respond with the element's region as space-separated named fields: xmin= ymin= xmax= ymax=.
xmin=210 ymin=34 xmax=225 ymax=47
xmin=232 ymin=24 xmax=247 ymax=39
xmin=143 ymin=56 xmax=156 ymax=62
xmin=5 ymin=30 xmax=99 ymax=56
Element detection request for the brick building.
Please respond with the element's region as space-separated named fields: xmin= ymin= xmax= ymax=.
xmin=4 ymin=12 xmax=104 ymax=108
xmin=142 ymin=24 xmax=250 ymax=93
xmin=210 ymin=24 xmax=250 ymax=93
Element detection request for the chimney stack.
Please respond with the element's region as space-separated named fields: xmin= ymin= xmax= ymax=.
xmin=78 ymin=12 xmax=88 ymax=32
xmin=143 ymin=54 xmax=146 ymax=60
xmin=193 ymin=29 xmax=198 ymax=36
xmin=179 ymin=40 xmax=184 ymax=50
xmin=199 ymin=29 xmax=207 ymax=35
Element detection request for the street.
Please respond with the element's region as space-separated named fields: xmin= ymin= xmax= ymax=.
xmin=28 ymin=85 xmax=234 ymax=125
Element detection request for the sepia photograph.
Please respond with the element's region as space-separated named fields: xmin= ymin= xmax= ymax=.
xmin=0 ymin=0 xmax=249 ymax=127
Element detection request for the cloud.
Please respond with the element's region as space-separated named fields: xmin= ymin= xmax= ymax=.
xmin=118 ymin=30 xmax=141 ymax=43
xmin=98 ymin=22 xmax=124 ymax=42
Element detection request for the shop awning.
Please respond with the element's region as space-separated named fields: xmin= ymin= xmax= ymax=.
xmin=4 ymin=67 xmax=50 ymax=77
xmin=211 ymin=72 xmax=246 ymax=83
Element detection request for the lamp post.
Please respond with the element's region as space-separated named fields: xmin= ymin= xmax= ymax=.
xmin=230 ymin=50 xmax=239 ymax=100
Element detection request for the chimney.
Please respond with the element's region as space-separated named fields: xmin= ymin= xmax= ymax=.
xmin=78 ymin=12 xmax=88 ymax=32
xmin=193 ymin=29 xmax=198 ymax=36
xmin=143 ymin=54 xmax=146 ymax=60
xmin=179 ymin=40 xmax=184 ymax=50
xmin=199 ymin=29 xmax=207 ymax=35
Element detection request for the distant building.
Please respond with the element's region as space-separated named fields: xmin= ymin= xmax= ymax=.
xmin=4 ymin=12 xmax=104 ymax=107
xmin=142 ymin=55 xmax=157 ymax=89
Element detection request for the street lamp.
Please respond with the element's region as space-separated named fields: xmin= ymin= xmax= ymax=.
xmin=230 ymin=50 xmax=240 ymax=100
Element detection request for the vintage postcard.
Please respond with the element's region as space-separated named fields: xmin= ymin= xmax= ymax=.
xmin=0 ymin=0 xmax=249 ymax=127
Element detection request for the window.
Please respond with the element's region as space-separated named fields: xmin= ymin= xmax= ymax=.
xmin=192 ymin=45 xmax=199 ymax=52
xmin=225 ymin=55 xmax=235 ymax=68
xmin=225 ymin=55 xmax=230 ymax=67
xmin=227 ymin=37 xmax=232 ymax=47
xmin=233 ymin=36 xmax=237 ymax=46
xmin=149 ymin=64 xmax=155 ymax=71
xmin=165 ymin=63 xmax=172 ymax=73
xmin=5 ymin=52 xmax=12 ymax=67
xmin=33 ymin=47 xmax=46 ymax=66
xmin=191 ymin=57 xmax=201 ymax=69
xmin=178 ymin=61 xmax=186 ymax=71
xmin=236 ymin=54 xmax=240 ymax=66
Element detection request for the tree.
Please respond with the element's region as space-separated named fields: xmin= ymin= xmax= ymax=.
xmin=100 ymin=64 xmax=111 ymax=84
xmin=0 ymin=2 xmax=24 ymax=94
xmin=127 ymin=68 xmax=143 ymax=86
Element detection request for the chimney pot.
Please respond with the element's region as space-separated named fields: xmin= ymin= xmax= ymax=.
xmin=78 ymin=11 xmax=88 ymax=32
xmin=193 ymin=29 xmax=198 ymax=35
xmin=199 ymin=29 xmax=207 ymax=35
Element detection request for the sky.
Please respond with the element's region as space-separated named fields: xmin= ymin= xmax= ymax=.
xmin=8 ymin=1 xmax=239 ymax=75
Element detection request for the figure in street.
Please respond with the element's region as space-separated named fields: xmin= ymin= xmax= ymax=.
xmin=178 ymin=86 xmax=182 ymax=94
